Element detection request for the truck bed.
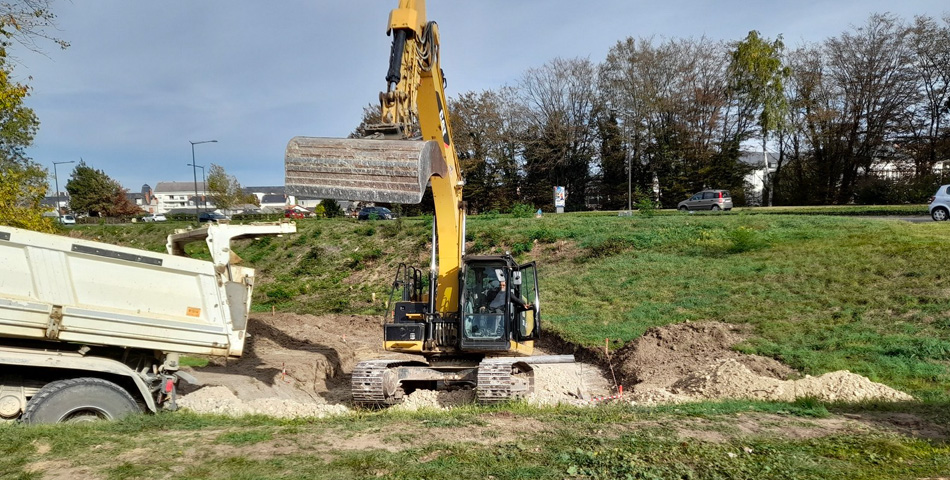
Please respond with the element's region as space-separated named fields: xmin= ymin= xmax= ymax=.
xmin=0 ymin=223 xmax=294 ymax=357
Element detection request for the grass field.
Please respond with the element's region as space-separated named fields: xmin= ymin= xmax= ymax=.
xmin=3 ymin=402 xmax=950 ymax=479
xmin=25 ymin=210 xmax=948 ymax=479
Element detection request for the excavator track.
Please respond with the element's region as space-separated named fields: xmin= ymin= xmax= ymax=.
xmin=351 ymin=360 xmax=410 ymax=407
xmin=476 ymin=358 xmax=534 ymax=404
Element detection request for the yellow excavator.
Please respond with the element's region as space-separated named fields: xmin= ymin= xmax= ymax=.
xmin=285 ymin=0 xmax=571 ymax=405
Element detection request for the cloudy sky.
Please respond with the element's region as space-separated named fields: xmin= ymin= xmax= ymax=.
xmin=12 ymin=0 xmax=948 ymax=192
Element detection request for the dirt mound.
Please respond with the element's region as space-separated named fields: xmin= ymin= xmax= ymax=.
xmin=177 ymin=385 xmax=349 ymax=418
xmin=614 ymin=321 xmax=795 ymax=389
xmin=614 ymin=321 xmax=912 ymax=405
xmin=668 ymin=360 xmax=913 ymax=403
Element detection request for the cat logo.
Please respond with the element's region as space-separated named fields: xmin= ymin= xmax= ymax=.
xmin=436 ymin=95 xmax=451 ymax=148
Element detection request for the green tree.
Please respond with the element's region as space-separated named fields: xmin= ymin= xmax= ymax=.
xmin=207 ymin=163 xmax=257 ymax=212
xmin=729 ymin=31 xmax=791 ymax=206
xmin=320 ymin=199 xmax=343 ymax=218
xmin=65 ymin=160 xmax=139 ymax=217
xmin=0 ymin=162 xmax=51 ymax=231
xmin=0 ymin=1 xmax=66 ymax=231
xmin=0 ymin=52 xmax=45 ymax=230
xmin=0 ymin=63 xmax=46 ymax=229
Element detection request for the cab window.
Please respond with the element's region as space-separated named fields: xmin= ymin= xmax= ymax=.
xmin=515 ymin=264 xmax=539 ymax=339
xmin=462 ymin=265 xmax=506 ymax=341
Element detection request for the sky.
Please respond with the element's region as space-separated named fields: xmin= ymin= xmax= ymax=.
xmin=12 ymin=0 xmax=948 ymax=193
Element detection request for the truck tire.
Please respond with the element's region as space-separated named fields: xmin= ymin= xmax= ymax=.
xmin=21 ymin=377 xmax=141 ymax=424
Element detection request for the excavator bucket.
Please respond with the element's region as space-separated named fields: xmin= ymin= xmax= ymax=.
xmin=285 ymin=137 xmax=447 ymax=204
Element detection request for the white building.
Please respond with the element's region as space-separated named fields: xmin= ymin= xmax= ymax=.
xmin=153 ymin=181 xmax=213 ymax=214
xmin=741 ymin=151 xmax=779 ymax=206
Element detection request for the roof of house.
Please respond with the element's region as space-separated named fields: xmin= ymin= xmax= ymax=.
xmin=739 ymin=151 xmax=779 ymax=169
xmin=155 ymin=181 xmax=207 ymax=192
xmin=260 ymin=194 xmax=287 ymax=204
xmin=244 ymin=186 xmax=285 ymax=195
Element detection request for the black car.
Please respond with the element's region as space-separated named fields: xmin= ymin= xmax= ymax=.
xmin=357 ymin=206 xmax=395 ymax=220
xmin=199 ymin=212 xmax=229 ymax=223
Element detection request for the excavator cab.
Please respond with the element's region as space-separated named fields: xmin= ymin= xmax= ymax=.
xmin=460 ymin=257 xmax=540 ymax=352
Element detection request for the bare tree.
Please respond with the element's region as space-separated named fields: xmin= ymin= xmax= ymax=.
xmin=904 ymin=14 xmax=950 ymax=176
xmin=519 ymin=57 xmax=599 ymax=210
xmin=0 ymin=1 xmax=69 ymax=54
xmin=824 ymin=13 xmax=919 ymax=203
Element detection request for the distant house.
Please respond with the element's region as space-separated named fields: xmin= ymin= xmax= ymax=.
xmin=41 ymin=191 xmax=70 ymax=214
xmin=741 ymin=151 xmax=779 ymax=206
xmin=244 ymin=186 xmax=322 ymax=210
xmin=153 ymin=181 xmax=215 ymax=214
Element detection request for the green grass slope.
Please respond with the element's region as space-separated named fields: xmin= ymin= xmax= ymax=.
xmin=71 ymin=213 xmax=950 ymax=401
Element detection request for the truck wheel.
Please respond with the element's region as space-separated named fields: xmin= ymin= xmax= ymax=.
xmin=21 ymin=378 xmax=141 ymax=424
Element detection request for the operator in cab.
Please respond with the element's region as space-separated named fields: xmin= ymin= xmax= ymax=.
xmin=488 ymin=280 xmax=534 ymax=314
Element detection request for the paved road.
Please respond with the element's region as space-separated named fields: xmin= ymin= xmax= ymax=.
xmin=869 ymin=216 xmax=933 ymax=224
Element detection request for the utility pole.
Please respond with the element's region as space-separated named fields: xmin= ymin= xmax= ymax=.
xmin=52 ymin=160 xmax=76 ymax=221
xmin=189 ymin=140 xmax=217 ymax=221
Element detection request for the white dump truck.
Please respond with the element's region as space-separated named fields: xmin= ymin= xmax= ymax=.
xmin=0 ymin=221 xmax=296 ymax=423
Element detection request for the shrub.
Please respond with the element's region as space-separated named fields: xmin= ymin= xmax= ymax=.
xmin=264 ymin=285 xmax=294 ymax=301
xmin=321 ymin=199 xmax=344 ymax=218
xmin=530 ymin=226 xmax=558 ymax=244
xmin=585 ymin=236 xmax=632 ymax=258
xmin=292 ymin=246 xmax=326 ymax=275
xmin=346 ymin=247 xmax=382 ymax=269
xmin=510 ymin=203 xmax=535 ymax=218
xmin=510 ymin=240 xmax=533 ymax=255
xmin=354 ymin=224 xmax=376 ymax=236
xmin=727 ymin=226 xmax=766 ymax=253
xmin=636 ymin=197 xmax=656 ymax=218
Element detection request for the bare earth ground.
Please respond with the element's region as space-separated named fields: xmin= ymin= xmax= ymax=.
xmin=177 ymin=312 xmax=615 ymax=416
xmin=178 ymin=314 xmax=916 ymax=417
xmin=21 ymin=316 xmax=946 ymax=480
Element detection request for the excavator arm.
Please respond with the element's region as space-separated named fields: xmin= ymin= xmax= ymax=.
xmin=285 ymin=0 xmax=464 ymax=316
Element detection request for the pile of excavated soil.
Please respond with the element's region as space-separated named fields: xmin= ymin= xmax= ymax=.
xmin=177 ymin=385 xmax=349 ymax=418
xmin=614 ymin=321 xmax=913 ymax=405
xmin=668 ymin=359 xmax=914 ymax=403
xmin=614 ymin=321 xmax=796 ymax=390
xmin=176 ymin=315 xmax=912 ymax=417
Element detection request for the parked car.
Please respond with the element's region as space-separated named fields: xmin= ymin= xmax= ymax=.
xmin=199 ymin=212 xmax=229 ymax=223
xmin=928 ymin=184 xmax=950 ymax=221
xmin=142 ymin=213 xmax=167 ymax=222
xmin=284 ymin=209 xmax=305 ymax=219
xmin=57 ymin=214 xmax=76 ymax=225
xmin=357 ymin=206 xmax=395 ymax=220
xmin=677 ymin=190 xmax=733 ymax=211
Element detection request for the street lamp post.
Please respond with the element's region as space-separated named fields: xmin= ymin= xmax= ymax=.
xmin=189 ymin=140 xmax=217 ymax=221
xmin=52 ymin=160 xmax=76 ymax=221
xmin=187 ymin=163 xmax=205 ymax=211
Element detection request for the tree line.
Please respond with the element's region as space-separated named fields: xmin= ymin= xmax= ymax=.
xmin=359 ymin=12 xmax=950 ymax=213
